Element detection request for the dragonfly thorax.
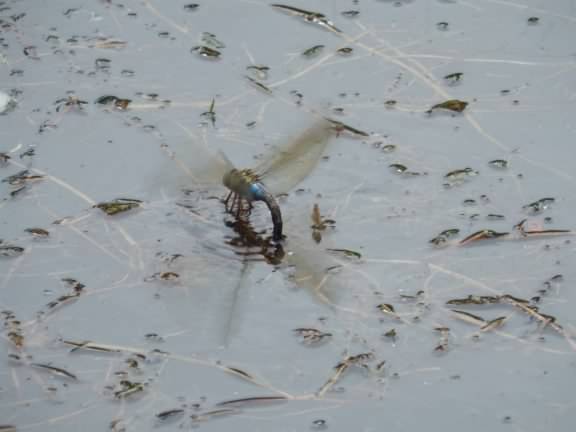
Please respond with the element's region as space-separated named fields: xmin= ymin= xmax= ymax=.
xmin=223 ymin=169 xmax=267 ymax=201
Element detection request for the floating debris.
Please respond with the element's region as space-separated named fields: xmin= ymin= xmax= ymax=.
xmin=429 ymin=228 xmax=460 ymax=247
xmin=30 ymin=363 xmax=78 ymax=380
xmin=271 ymin=4 xmax=342 ymax=33
xmin=293 ymin=327 xmax=332 ymax=345
xmin=336 ymin=47 xmax=353 ymax=56
xmin=327 ymin=119 xmax=369 ymax=137
xmin=312 ymin=419 xmax=328 ymax=430
xmin=191 ymin=45 xmax=221 ymax=59
xmin=93 ymin=39 xmax=127 ymax=50
xmin=0 ymin=244 xmax=25 ymax=257
xmin=310 ymin=203 xmax=336 ymax=243
xmin=486 ymin=214 xmax=505 ymax=221
xmin=302 ymin=44 xmax=325 ymax=58
xmin=433 ymin=327 xmax=450 ymax=352
xmin=215 ymin=395 xmax=287 ymax=408
xmin=527 ymin=16 xmax=539 ymax=25
xmin=191 ymin=408 xmax=240 ymax=423
xmin=61 ymin=278 xmax=85 ymax=294
xmin=144 ymin=333 xmax=165 ymax=343
xmin=383 ymin=328 xmax=397 ymax=341
xmin=114 ymin=380 xmax=147 ymax=399
xmin=502 ymin=296 xmax=564 ymax=334
xmin=156 ymin=408 xmax=185 ymax=423
xmin=341 ymin=10 xmax=359 ymax=18
xmin=522 ymin=197 xmax=555 ymax=214
xmin=2 ymin=310 xmax=24 ymax=349
xmin=94 ymin=198 xmax=142 ymax=215
xmin=200 ymin=98 xmax=216 ymax=127
xmin=244 ymin=75 xmax=273 ymax=95
xmin=24 ymin=227 xmax=49 ymax=238
xmin=183 ymin=4 xmax=200 ymax=12
xmin=246 ymin=64 xmax=270 ymax=80
xmin=2 ymin=169 xmax=43 ymax=186
xmin=224 ymin=366 xmax=254 ymax=381
xmin=201 ymin=32 xmax=225 ymax=49
xmin=62 ymin=339 xmax=121 ymax=353
xmin=427 ymin=99 xmax=468 ymax=114
xmin=444 ymin=167 xmax=479 ymax=183
xmin=42 ymin=290 xmax=82 ymax=315
xmin=479 ymin=316 xmax=507 ymax=332
xmin=389 ymin=163 xmax=407 ymax=174
xmin=450 ymin=310 xmax=486 ymax=326
xmin=326 ymin=248 xmax=362 ymax=259
xmin=443 ymin=72 xmax=463 ymax=84
xmin=436 ymin=22 xmax=449 ymax=31
xmin=144 ymin=271 xmax=180 ymax=282
xmin=19 ymin=148 xmax=35 ymax=159
xmin=515 ymin=220 xmax=572 ymax=238
xmin=0 ymin=91 xmax=15 ymax=114
xmin=54 ymin=95 xmax=88 ymax=113
xmin=341 ymin=352 xmax=374 ymax=368
xmin=488 ymin=159 xmax=508 ymax=169
xmin=382 ymin=144 xmax=396 ymax=153
xmin=316 ymin=360 xmax=349 ymax=396
xmin=95 ymin=95 xmax=132 ymax=110
xmin=459 ymin=229 xmax=509 ymax=245
xmin=23 ymin=45 xmax=39 ymax=59
xmin=376 ymin=303 xmax=400 ymax=320
xmin=94 ymin=58 xmax=111 ymax=71
xmin=447 ymin=295 xmax=501 ymax=306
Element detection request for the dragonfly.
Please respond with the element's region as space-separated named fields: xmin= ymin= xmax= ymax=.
xmin=179 ymin=119 xmax=336 ymax=242
xmin=153 ymin=119 xmax=335 ymax=347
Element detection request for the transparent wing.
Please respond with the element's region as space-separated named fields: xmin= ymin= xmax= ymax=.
xmin=171 ymin=122 xmax=236 ymax=186
xmin=254 ymin=119 xmax=334 ymax=195
xmin=183 ymin=146 xmax=235 ymax=186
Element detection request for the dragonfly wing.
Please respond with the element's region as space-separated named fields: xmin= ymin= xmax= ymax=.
xmin=285 ymin=237 xmax=342 ymax=306
xmin=172 ymin=137 xmax=235 ymax=186
xmin=254 ymin=119 xmax=334 ymax=195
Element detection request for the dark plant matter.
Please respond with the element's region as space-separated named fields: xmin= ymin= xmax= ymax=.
xmin=1 ymin=1 xmax=575 ymax=431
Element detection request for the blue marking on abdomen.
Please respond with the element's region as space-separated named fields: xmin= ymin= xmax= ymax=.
xmin=250 ymin=182 xmax=267 ymax=200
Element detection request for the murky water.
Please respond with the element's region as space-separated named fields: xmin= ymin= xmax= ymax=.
xmin=1 ymin=1 xmax=576 ymax=431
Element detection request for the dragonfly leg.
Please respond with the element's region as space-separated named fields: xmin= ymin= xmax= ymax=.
xmin=234 ymin=194 xmax=244 ymax=219
xmin=224 ymin=191 xmax=234 ymax=212
xmin=239 ymin=201 xmax=253 ymax=217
